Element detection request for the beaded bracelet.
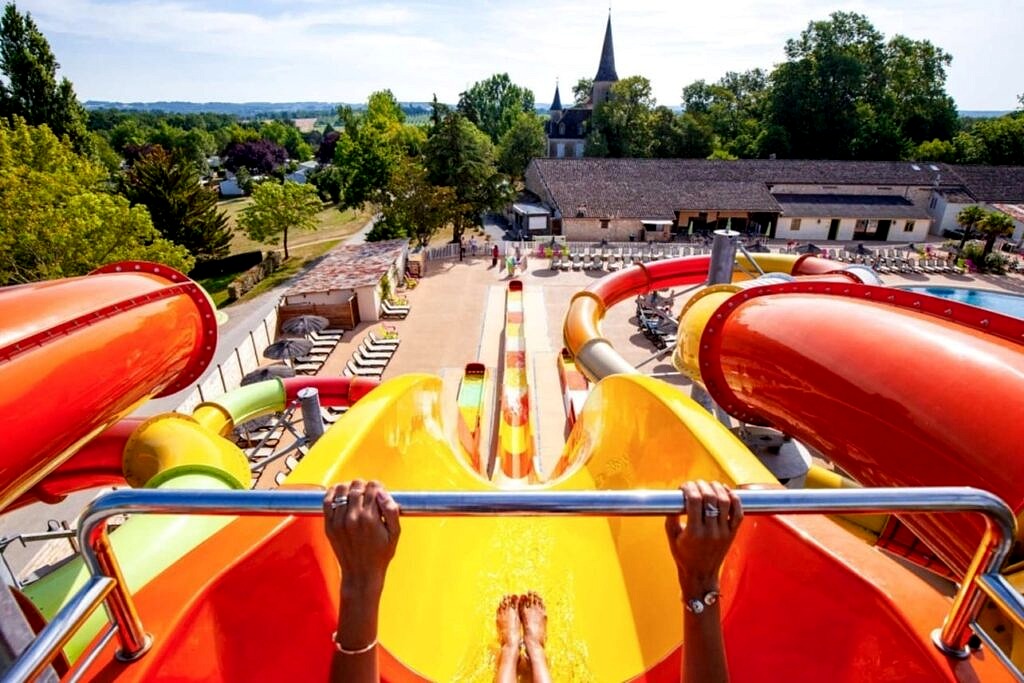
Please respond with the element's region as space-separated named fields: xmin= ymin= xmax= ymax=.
xmin=332 ymin=632 xmax=378 ymax=655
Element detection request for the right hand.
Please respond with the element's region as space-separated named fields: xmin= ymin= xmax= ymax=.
xmin=322 ymin=480 xmax=401 ymax=594
xmin=665 ymin=480 xmax=743 ymax=594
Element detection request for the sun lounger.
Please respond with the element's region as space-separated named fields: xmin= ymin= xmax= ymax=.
xmin=367 ymin=331 xmax=400 ymax=347
xmin=381 ymin=301 xmax=409 ymax=319
xmin=344 ymin=360 xmax=382 ymax=377
xmin=310 ymin=329 xmax=344 ymax=342
xmin=353 ymin=349 xmax=389 ymax=367
xmin=357 ymin=343 xmax=394 ymax=360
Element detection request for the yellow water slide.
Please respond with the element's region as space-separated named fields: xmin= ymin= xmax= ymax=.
xmin=287 ymin=372 xmax=775 ymax=681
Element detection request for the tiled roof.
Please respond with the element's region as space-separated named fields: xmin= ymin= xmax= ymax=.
xmin=993 ymin=203 xmax=1024 ymax=223
xmin=528 ymin=158 xmax=1024 ymax=218
xmin=774 ymin=193 xmax=930 ymax=219
xmin=948 ymin=165 xmax=1024 ymax=202
xmin=284 ymin=240 xmax=406 ymax=296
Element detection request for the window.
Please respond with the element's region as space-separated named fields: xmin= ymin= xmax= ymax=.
xmin=790 ymin=218 xmax=802 ymax=231
xmin=904 ymin=220 xmax=916 ymax=233
xmin=929 ymin=196 xmax=937 ymax=209
xmin=577 ymin=123 xmax=584 ymax=136
xmin=854 ymin=219 xmax=872 ymax=233
xmin=877 ymin=186 xmax=892 ymax=190
xmin=600 ymin=219 xmax=610 ymax=230
xmin=556 ymin=143 xmax=565 ymax=158
xmin=574 ymin=142 xmax=584 ymax=157
xmin=558 ymin=122 xmax=565 ymax=135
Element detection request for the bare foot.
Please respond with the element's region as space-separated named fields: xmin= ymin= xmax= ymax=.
xmin=519 ymin=592 xmax=552 ymax=683
xmin=496 ymin=594 xmax=522 ymax=648
xmin=519 ymin=591 xmax=547 ymax=649
xmin=495 ymin=595 xmax=522 ymax=683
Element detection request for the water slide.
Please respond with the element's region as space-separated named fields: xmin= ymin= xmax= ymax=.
xmin=71 ymin=373 xmax=1009 ymax=682
xmin=456 ymin=362 xmax=487 ymax=473
xmin=563 ymin=252 xmax=1024 ymax=579
xmin=3 ymin=259 xmax=1018 ymax=680
xmin=495 ymin=280 xmax=535 ymax=480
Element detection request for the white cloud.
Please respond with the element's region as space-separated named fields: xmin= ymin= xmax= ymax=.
xmin=19 ymin=0 xmax=1024 ymax=108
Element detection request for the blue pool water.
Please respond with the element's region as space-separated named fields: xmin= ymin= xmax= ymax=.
xmin=901 ymin=286 xmax=1024 ymax=320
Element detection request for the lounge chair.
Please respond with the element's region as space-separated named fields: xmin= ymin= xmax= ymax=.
xmin=367 ymin=331 xmax=400 ymax=347
xmin=357 ymin=343 xmax=394 ymax=360
xmin=381 ymin=301 xmax=409 ymax=319
xmin=310 ymin=329 xmax=344 ymax=342
xmin=353 ymin=349 xmax=389 ymax=367
xmin=293 ymin=361 xmax=323 ymax=374
xmin=344 ymin=360 xmax=382 ymax=377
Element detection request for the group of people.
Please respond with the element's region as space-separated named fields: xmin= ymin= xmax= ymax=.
xmin=323 ymin=479 xmax=743 ymax=682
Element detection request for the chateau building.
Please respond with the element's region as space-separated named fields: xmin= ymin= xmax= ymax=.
xmin=545 ymin=15 xmax=619 ymax=159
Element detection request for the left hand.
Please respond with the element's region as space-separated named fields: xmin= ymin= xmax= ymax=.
xmin=323 ymin=480 xmax=401 ymax=594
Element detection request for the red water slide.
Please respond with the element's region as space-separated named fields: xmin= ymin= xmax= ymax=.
xmin=0 ymin=262 xmax=217 ymax=510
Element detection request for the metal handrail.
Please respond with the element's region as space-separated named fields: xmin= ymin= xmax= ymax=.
xmin=5 ymin=486 xmax=1020 ymax=682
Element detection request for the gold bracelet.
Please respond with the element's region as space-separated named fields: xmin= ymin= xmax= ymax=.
xmin=332 ymin=631 xmax=378 ymax=655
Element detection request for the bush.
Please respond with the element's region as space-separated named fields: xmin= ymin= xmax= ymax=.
xmin=189 ymin=251 xmax=263 ymax=279
xmin=226 ymin=252 xmax=282 ymax=299
xmin=984 ymin=252 xmax=1009 ymax=274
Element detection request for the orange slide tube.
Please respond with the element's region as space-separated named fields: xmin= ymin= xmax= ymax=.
xmin=699 ymin=281 xmax=1024 ymax=575
xmin=0 ymin=261 xmax=216 ymax=510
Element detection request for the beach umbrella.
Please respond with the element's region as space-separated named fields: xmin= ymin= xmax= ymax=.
xmin=796 ymin=243 xmax=822 ymax=254
xmin=263 ymin=338 xmax=313 ymax=363
xmin=242 ymin=364 xmax=296 ymax=386
xmin=855 ymin=243 xmax=871 ymax=256
xmin=281 ymin=315 xmax=329 ymax=337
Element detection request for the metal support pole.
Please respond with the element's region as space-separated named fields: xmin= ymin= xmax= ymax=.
xmin=35 ymin=485 xmax=1014 ymax=673
xmin=707 ymin=229 xmax=741 ymax=285
xmin=297 ymin=387 xmax=325 ymax=445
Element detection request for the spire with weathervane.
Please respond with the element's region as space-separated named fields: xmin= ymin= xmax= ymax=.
xmin=550 ymin=80 xmax=563 ymax=112
xmin=591 ymin=12 xmax=619 ymax=106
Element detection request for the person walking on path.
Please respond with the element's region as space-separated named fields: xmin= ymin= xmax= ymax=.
xmin=491 ymin=244 xmax=500 ymax=269
xmin=459 ymin=239 xmax=466 ymax=262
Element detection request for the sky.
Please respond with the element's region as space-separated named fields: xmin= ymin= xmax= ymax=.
xmin=18 ymin=0 xmax=1024 ymax=110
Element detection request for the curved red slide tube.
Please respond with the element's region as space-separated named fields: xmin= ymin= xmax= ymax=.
xmin=700 ymin=281 xmax=1024 ymax=575
xmin=0 ymin=262 xmax=217 ymax=511
xmin=280 ymin=376 xmax=379 ymax=407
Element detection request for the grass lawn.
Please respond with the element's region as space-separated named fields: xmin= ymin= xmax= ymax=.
xmin=219 ymin=197 xmax=372 ymax=255
xmin=197 ymin=198 xmax=371 ymax=307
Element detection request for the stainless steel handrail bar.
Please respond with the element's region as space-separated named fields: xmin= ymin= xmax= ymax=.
xmin=3 ymin=576 xmax=115 ymax=683
xmin=8 ymin=486 xmax=1019 ymax=681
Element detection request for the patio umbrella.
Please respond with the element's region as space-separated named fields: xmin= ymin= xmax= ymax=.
xmin=796 ymin=243 xmax=822 ymax=254
xmin=855 ymin=243 xmax=871 ymax=256
xmin=242 ymin=364 xmax=296 ymax=386
xmin=263 ymin=338 xmax=313 ymax=363
xmin=281 ymin=315 xmax=329 ymax=337
xmin=745 ymin=241 xmax=771 ymax=253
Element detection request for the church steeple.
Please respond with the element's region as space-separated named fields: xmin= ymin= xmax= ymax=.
xmin=594 ymin=13 xmax=618 ymax=82
xmin=550 ymin=82 xmax=563 ymax=111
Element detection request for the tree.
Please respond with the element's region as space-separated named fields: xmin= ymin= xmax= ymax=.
xmin=333 ymin=90 xmax=411 ymax=209
xmin=0 ymin=3 xmax=88 ymax=148
xmin=497 ymin=112 xmax=546 ymax=177
xmin=0 ymin=117 xmax=192 ymax=284
xmin=912 ymin=138 xmax=956 ymax=163
xmin=953 ymin=114 xmax=1024 ymax=165
xmin=573 ymin=78 xmax=593 ymax=106
xmin=223 ymin=139 xmax=287 ymax=175
xmin=977 ymin=210 xmax=1014 ymax=260
xmin=955 ymin=205 xmax=987 ymax=255
xmin=457 ymin=73 xmax=535 ymax=144
xmin=368 ymin=159 xmax=459 ymax=248
xmin=587 ymin=76 xmax=657 ymax=157
xmin=682 ymin=70 xmax=768 ymax=157
xmin=260 ymin=120 xmax=313 ymax=160
xmin=237 ymin=180 xmax=321 ymax=258
xmin=763 ymin=12 xmax=959 ymax=160
xmin=121 ymin=146 xmax=232 ymax=258
xmin=425 ymin=112 xmax=511 ymax=243
xmin=650 ymin=107 xmax=714 ymax=158
xmin=307 ymin=165 xmax=344 ymax=203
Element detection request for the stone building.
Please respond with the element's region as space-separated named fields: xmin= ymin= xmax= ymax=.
xmin=523 ymin=158 xmax=1024 ymax=244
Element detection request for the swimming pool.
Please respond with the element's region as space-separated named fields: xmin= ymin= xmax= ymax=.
xmin=900 ymin=286 xmax=1024 ymax=320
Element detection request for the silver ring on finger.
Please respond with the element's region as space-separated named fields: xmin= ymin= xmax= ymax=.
xmin=704 ymin=503 xmax=720 ymax=518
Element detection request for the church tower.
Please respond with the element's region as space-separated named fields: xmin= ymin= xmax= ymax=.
xmin=591 ymin=14 xmax=619 ymax=106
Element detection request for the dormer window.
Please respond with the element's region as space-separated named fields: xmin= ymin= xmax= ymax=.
xmin=577 ymin=123 xmax=584 ymax=136
xmin=559 ymin=122 xmax=565 ymax=135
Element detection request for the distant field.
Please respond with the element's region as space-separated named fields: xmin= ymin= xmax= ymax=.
xmin=219 ymin=197 xmax=372 ymax=254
